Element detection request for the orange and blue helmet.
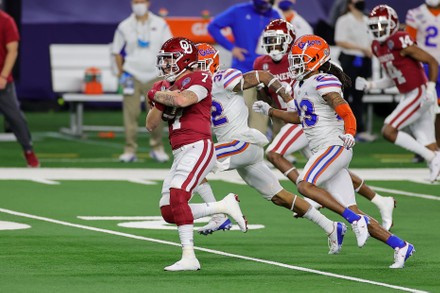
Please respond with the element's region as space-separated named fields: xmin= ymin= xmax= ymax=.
xmin=195 ymin=43 xmax=220 ymax=74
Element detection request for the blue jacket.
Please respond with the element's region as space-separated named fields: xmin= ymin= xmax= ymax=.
xmin=208 ymin=3 xmax=281 ymax=72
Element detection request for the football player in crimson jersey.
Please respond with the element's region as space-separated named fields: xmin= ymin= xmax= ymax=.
xmin=254 ymin=35 xmax=415 ymax=269
xmin=146 ymin=37 xmax=248 ymax=272
xmin=195 ymin=42 xmax=349 ymax=255
xmin=254 ymin=19 xmax=396 ymax=230
xmin=356 ymin=4 xmax=440 ymax=183
xmin=406 ymin=0 xmax=440 ymax=152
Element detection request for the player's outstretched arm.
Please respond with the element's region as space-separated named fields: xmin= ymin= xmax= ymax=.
xmin=253 ymin=101 xmax=300 ymax=124
xmin=233 ymin=70 xmax=292 ymax=102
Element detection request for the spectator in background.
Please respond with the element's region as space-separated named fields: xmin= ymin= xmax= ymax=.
xmin=276 ymin=0 xmax=313 ymax=37
xmin=208 ymin=0 xmax=281 ymax=135
xmin=406 ymin=0 xmax=440 ymax=154
xmin=112 ymin=0 xmax=172 ymax=163
xmin=0 ymin=8 xmax=39 ymax=167
xmin=335 ymin=0 xmax=375 ymax=142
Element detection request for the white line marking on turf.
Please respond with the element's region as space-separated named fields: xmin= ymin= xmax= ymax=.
xmin=127 ymin=179 xmax=157 ymax=185
xmin=370 ymin=186 xmax=440 ymax=200
xmin=30 ymin=178 xmax=59 ymax=185
xmin=0 ymin=208 xmax=427 ymax=293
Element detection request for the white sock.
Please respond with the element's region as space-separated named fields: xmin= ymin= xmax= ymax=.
xmin=182 ymin=246 xmax=196 ymax=260
xmin=395 ymin=132 xmax=435 ymax=162
xmin=193 ymin=182 xmax=216 ymax=203
xmin=371 ymin=193 xmax=384 ymax=208
xmin=303 ymin=207 xmax=334 ymax=234
xmin=189 ymin=202 xmax=220 ymax=219
xmin=178 ymin=224 xmax=194 ymax=252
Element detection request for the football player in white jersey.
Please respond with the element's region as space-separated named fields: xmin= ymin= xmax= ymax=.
xmin=256 ymin=19 xmax=395 ymax=230
xmin=194 ymin=42 xmax=355 ymax=255
xmin=406 ymin=0 xmax=440 ymax=152
xmin=253 ymin=35 xmax=415 ymax=269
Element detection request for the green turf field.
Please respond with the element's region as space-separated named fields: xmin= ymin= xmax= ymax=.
xmin=0 ymin=111 xmax=439 ymax=292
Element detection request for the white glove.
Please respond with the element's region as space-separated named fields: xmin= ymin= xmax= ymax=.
xmin=252 ymin=101 xmax=272 ymax=116
xmin=286 ymin=99 xmax=297 ymax=112
xmin=421 ymin=81 xmax=437 ymax=110
xmin=355 ymin=77 xmax=371 ymax=91
xmin=282 ymin=81 xmax=292 ymax=96
xmin=338 ymin=134 xmax=356 ymax=149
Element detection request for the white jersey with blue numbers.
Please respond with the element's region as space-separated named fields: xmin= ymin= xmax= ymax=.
xmin=211 ymin=68 xmax=268 ymax=146
xmin=293 ymin=73 xmax=345 ymax=153
xmin=406 ymin=4 xmax=440 ymax=63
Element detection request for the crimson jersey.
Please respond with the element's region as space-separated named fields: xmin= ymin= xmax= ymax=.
xmin=253 ymin=54 xmax=292 ymax=110
xmin=372 ymin=31 xmax=427 ymax=93
xmin=152 ymin=71 xmax=213 ymax=149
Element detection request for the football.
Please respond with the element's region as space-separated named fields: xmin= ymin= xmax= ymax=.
xmin=161 ymin=106 xmax=178 ymax=121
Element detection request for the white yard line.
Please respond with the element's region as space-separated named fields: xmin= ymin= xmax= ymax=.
xmin=0 ymin=207 xmax=427 ymax=293
xmin=370 ymin=186 xmax=440 ymax=200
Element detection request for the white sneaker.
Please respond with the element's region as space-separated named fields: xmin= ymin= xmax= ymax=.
xmin=221 ymin=193 xmax=248 ymax=233
xmin=351 ymin=215 xmax=370 ymax=248
xmin=379 ymin=197 xmax=396 ymax=231
xmin=150 ymin=148 xmax=170 ymax=163
xmin=198 ymin=214 xmax=232 ymax=235
xmin=428 ymin=151 xmax=440 ymax=183
xmin=328 ymin=222 xmax=347 ymax=254
xmin=119 ymin=153 xmax=137 ymax=162
xmin=389 ymin=242 xmax=415 ymax=269
xmin=164 ymin=257 xmax=200 ymax=271
xmin=356 ymin=132 xmax=377 ymax=142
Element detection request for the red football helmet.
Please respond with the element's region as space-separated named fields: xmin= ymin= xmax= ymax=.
xmin=368 ymin=5 xmax=399 ymax=43
xmin=288 ymin=34 xmax=330 ymax=81
xmin=156 ymin=37 xmax=198 ymax=82
xmin=262 ymin=19 xmax=296 ymax=61
xmin=196 ymin=43 xmax=220 ymax=74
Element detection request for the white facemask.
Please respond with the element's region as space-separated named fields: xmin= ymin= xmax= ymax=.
xmin=132 ymin=3 xmax=148 ymax=17
xmin=426 ymin=0 xmax=440 ymax=7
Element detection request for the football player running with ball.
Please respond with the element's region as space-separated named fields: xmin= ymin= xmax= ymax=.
xmin=254 ymin=34 xmax=415 ymax=268
xmin=356 ymin=5 xmax=440 ymax=183
xmin=195 ymin=42 xmax=350 ymax=255
xmin=146 ymin=37 xmax=248 ymax=272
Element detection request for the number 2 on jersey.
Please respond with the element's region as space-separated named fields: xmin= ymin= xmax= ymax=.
xmin=211 ymin=101 xmax=228 ymax=127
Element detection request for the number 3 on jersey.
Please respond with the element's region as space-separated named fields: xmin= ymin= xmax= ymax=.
xmin=297 ymin=99 xmax=317 ymax=127
xmin=211 ymin=101 xmax=228 ymax=127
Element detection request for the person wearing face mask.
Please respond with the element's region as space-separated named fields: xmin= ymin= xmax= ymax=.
xmin=207 ymin=0 xmax=281 ymax=136
xmin=406 ymin=0 xmax=440 ymax=159
xmin=334 ymin=0 xmax=376 ymax=143
xmin=112 ymin=0 xmax=172 ymax=163
xmin=276 ymin=0 xmax=313 ymax=37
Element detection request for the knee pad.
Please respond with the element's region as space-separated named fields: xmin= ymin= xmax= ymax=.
xmin=169 ymin=188 xmax=194 ymax=226
xmin=160 ymin=205 xmax=175 ymax=224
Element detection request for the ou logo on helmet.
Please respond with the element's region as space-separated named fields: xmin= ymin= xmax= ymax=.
xmin=180 ymin=40 xmax=193 ymax=54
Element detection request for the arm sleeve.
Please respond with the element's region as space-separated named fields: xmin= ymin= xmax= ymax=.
xmin=207 ymin=7 xmax=235 ymax=51
xmin=187 ymin=85 xmax=209 ymax=102
xmin=335 ymin=104 xmax=356 ymax=136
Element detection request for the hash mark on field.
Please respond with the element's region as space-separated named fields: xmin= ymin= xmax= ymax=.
xmin=0 ymin=208 xmax=427 ymax=293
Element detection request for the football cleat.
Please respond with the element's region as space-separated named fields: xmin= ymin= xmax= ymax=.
xmin=389 ymin=242 xmax=415 ymax=269
xmin=221 ymin=193 xmax=248 ymax=233
xmin=428 ymin=151 xmax=440 ymax=183
xmin=379 ymin=197 xmax=396 ymax=231
xmin=351 ymin=215 xmax=370 ymax=248
xmin=164 ymin=257 xmax=201 ymax=271
xmin=198 ymin=214 xmax=232 ymax=236
xmin=328 ymin=222 xmax=347 ymax=254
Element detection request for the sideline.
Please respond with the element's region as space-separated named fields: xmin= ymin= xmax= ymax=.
xmin=0 ymin=207 xmax=428 ymax=293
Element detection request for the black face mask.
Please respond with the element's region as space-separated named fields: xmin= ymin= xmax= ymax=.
xmin=354 ymin=1 xmax=365 ymax=11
